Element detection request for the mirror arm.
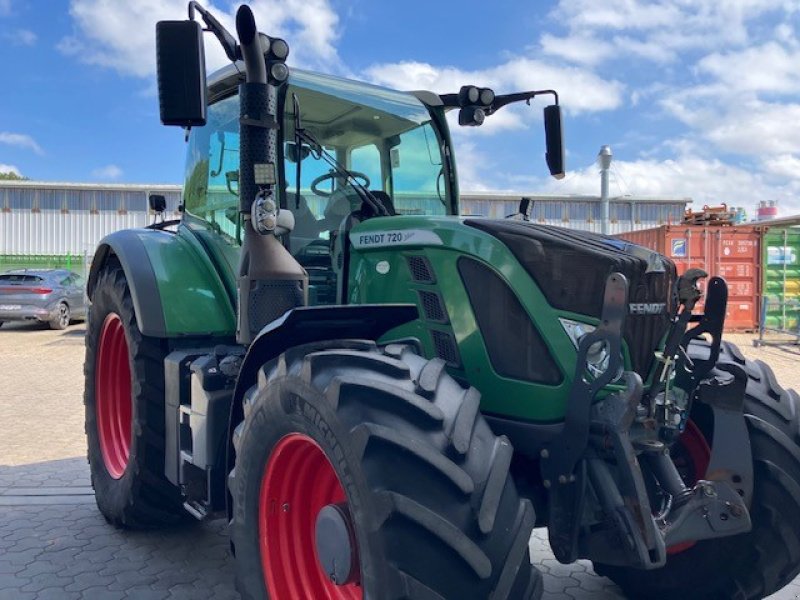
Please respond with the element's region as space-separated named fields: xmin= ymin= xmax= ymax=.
xmin=188 ymin=1 xmax=239 ymax=62
xmin=486 ymin=89 xmax=559 ymax=115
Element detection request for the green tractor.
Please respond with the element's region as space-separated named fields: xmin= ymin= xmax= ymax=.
xmin=84 ymin=4 xmax=800 ymax=599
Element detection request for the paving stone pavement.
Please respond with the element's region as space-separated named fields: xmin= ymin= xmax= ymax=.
xmin=1 ymin=321 xmax=800 ymax=599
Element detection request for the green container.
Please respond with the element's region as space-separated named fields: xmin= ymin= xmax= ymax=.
xmin=762 ymin=227 xmax=800 ymax=332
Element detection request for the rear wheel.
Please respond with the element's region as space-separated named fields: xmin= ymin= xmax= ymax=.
xmin=49 ymin=302 xmax=70 ymax=330
xmin=595 ymin=341 xmax=800 ymax=599
xmin=84 ymin=261 xmax=186 ymax=528
xmin=229 ymin=341 xmax=542 ymax=600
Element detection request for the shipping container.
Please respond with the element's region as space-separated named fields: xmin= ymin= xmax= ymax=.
xmin=760 ymin=226 xmax=800 ymax=332
xmin=615 ymin=225 xmax=761 ymax=331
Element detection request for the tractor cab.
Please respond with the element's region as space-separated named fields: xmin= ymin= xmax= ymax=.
xmin=182 ymin=65 xmax=458 ymax=306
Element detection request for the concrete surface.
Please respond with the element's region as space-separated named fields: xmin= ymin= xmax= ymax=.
xmin=1 ymin=320 xmax=799 ymax=599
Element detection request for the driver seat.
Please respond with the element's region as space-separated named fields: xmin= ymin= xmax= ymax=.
xmin=365 ymin=190 xmax=397 ymax=216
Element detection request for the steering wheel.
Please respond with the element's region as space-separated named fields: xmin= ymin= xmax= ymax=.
xmin=310 ymin=170 xmax=370 ymax=197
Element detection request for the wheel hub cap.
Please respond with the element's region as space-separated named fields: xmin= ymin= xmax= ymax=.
xmin=259 ymin=433 xmax=362 ymax=599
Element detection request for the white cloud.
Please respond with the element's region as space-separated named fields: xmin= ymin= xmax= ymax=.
xmin=539 ymin=33 xmax=614 ymax=66
xmin=762 ymin=154 xmax=800 ymax=179
xmin=0 ymin=132 xmax=43 ymax=155
xmin=546 ymin=0 xmax=799 ymax=66
xmin=696 ymin=42 xmax=800 ymax=95
xmin=92 ymin=164 xmax=123 ymax=180
xmin=365 ymin=58 xmax=624 ymax=118
xmin=0 ymin=163 xmax=21 ymax=175
xmin=662 ymin=89 xmax=800 ymax=157
xmin=5 ymin=28 xmax=36 ymax=46
xmin=537 ymin=154 xmax=800 ymax=214
xmin=60 ymin=0 xmax=342 ymax=79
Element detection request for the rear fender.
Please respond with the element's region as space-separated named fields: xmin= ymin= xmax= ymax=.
xmin=87 ymin=228 xmax=235 ymax=338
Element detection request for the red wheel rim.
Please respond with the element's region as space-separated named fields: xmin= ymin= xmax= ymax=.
xmin=260 ymin=433 xmax=362 ymax=599
xmin=95 ymin=313 xmax=132 ymax=480
xmin=666 ymin=420 xmax=711 ymax=555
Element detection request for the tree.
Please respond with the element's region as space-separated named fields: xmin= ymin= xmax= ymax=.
xmin=0 ymin=171 xmax=28 ymax=181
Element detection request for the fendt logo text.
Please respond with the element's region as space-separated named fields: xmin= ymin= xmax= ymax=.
xmin=629 ymin=303 xmax=666 ymax=315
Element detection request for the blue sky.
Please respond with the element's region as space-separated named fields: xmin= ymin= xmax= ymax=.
xmin=1 ymin=0 xmax=799 ymax=214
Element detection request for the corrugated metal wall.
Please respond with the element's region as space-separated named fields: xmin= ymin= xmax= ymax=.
xmin=1 ymin=212 xmax=148 ymax=255
xmin=459 ymin=197 xmax=684 ymax=234
xmin=0 ymin=184 xmax=182 ymax=256
xmin=0 ymin=183 xmax=686 ymax=256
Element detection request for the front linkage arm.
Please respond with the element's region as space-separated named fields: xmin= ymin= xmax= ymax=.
xmin=540 ymin=272 xmax=629 ymax=563
xmin=542 ymin=272 xmax=752 ymax=569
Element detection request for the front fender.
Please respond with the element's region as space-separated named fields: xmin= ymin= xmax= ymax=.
xmin=225 ymin=303 xmax=418 ymax=511
xmin=87 ymin=227 xmax=235 ymax=338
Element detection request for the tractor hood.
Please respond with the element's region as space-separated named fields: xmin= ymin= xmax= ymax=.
xmin=465 ymin=219 xmax=677 ymax=377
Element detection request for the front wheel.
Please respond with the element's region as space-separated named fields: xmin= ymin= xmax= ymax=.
xmin=229 ymin=341 xmax=542 ymax=600
xmin=595 ymin=341 xmax=800 ymax=599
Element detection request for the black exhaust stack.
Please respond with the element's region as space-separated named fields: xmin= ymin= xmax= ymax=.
xmin=234 ymin=5 xmax=307 ymax=345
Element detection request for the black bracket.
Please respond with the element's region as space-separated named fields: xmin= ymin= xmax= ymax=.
xmin=673 ymin=276 xmax=728 ymax=394
xmin=696 ymin=362 xmax=754 ymax=504
xmin=541 ymin=272 xmax=628 ymax=486
xmin=239 ymin=116 xmax=279 ymax=129
xmin=540 ymin=273 xmax=628 ymax=564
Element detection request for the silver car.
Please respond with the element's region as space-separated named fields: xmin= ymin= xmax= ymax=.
xmin=0 ymin=269 xmax=87 ymax=330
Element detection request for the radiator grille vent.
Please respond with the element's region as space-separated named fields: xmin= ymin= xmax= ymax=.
xmin=407 ymin=256 xmax=435 ymax=284
xmin=418 ymin=290 xmax=448 ymax=323
xmin=431 ymin=330 xmax=460 ymax=368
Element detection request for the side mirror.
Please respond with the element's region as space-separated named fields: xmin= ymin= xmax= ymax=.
xmin=156 ymin=20 xmax=207 ymax=127
xmin=149 ymin=194 xmax=167 ymax=213
xmin=543 ymin=104 xmax=565 ymax=179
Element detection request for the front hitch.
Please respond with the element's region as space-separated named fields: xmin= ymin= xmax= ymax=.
xmin=543 ymin=271 xmax=753 ymax=569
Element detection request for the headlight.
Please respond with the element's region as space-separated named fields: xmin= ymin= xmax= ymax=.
xmin=559 ymin=318 xmax=613 ymax=379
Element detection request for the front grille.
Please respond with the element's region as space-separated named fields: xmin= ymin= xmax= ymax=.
xmin=465 ymin=219 xmax=676 ymax=378
xmin=458 ymin=257 xmax=562 ymax=385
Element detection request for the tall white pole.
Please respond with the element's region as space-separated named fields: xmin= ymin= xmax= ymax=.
xmin=598 ymin=145 xmax=612 ymax=235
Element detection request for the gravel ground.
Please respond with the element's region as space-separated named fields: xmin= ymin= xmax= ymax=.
xmin=1 ymin=320 xmax=799 ymax=599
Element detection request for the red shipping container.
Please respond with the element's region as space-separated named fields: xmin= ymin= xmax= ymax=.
xmin=615 ymin=225 xmax=761 ymax=331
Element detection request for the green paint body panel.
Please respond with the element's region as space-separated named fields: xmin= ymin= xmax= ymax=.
xmin=148 ymin=211 xmax=647 ymax=422
xmin=762 ymin=226 xmax=800 ymax=331
xmin=347 ymin=215 xmax=634 ymax=422
xmin=141 ymin=225 xmax=236 ymax=336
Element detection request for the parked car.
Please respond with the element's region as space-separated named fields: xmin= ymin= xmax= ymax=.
xmin=0 ymin=269 xmax=87 ymax=330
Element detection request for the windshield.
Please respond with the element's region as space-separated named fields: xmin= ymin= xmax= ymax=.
xmin=283 ymin=70 xmax=453 ymax=221
xmin=182 ymin=70 xmax=454 ymax=246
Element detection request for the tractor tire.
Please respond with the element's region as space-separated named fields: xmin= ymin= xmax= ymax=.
xmin=49 ymin=302 xmax=70 ymax=330
xmin=84 ymin=261 xmax=186 ymax=528
xmin=229 ymin=340 xmax=542 ymax=600
xmin=595 ymin=340 xmax=800 ymax=599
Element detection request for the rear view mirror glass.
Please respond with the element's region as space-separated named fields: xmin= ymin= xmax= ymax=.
xmin=543 ymin=104 xmax=565 ymax=180
xmin=285 ymin=142 xmax=311 ymax=163
xmin=156 ymin=20 xmax=207 ymax=127
xmin=149 ymin=194 xmax=167 ymax=212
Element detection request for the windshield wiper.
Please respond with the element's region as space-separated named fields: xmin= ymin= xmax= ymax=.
xmin=292 ymin=94 xmax=388 ymax=217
